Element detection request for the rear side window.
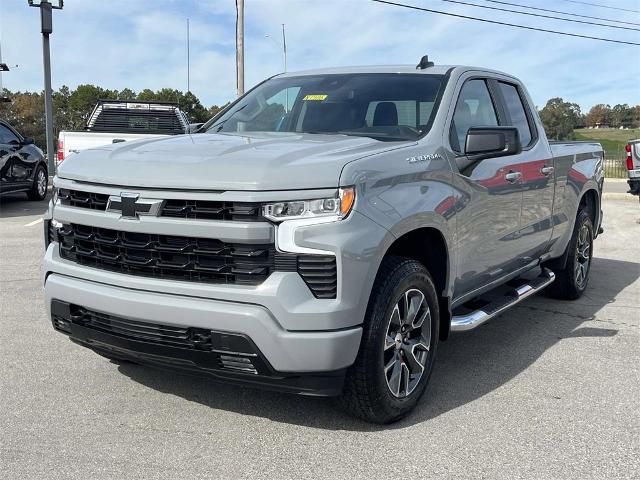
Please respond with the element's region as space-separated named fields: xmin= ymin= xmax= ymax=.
xmin=498 ymin=82 xmax=533 ymax=147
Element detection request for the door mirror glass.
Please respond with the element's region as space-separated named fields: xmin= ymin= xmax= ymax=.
xmin=465 ymin=127 xmax=521 ymax=160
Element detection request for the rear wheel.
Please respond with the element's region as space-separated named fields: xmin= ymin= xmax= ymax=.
xmin=340 ymin=256 xmax=439 ymax=424
xmin=27 ymin=165 xmax=47 ymax=201
xmin=546 ymin=209 xmax=593 ymax=300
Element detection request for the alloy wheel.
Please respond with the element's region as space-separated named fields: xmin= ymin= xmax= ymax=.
xmin=574 ymin=223 xmax=591 ymax=289
xmin=383 ymin=288 xmax=431 ymax=398
xmin=37 ymin=170 xmax=47 ymax=197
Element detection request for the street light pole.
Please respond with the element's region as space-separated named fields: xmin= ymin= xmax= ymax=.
xmin=281 ymin=24 xmax=287 ymax=73
xmin=28 ymin=0 xmax=63 ymax=174
xmin=186 ymin=17 xmax=190 ymax=93
xmin=236 ymin=0 xmax=244 ymax=97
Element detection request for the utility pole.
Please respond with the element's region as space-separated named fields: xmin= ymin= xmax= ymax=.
xmin=29 ymin=0 xmax=63 ymax=174
xmin=236 ymin=0 xmax=244 ymax=97
xmin=186 ymin=18 xmax=190 ymax=93
xmin=281 ymin=24 xmax=287 ymax=72
xmin=0 ymin=41 xmax=10 ymax=102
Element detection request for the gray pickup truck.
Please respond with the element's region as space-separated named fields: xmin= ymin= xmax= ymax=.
xmin=43 ymin=58 xmax=604 ymax=423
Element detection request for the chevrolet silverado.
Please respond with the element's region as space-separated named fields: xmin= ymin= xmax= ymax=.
xmin=43 ymin=58 xmax=604 ymax=423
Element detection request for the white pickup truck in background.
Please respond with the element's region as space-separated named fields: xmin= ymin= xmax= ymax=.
xmin=626 ymin=139 xmax=640 ymax=197
xmin=57 ymin=100 xmax=189 ymax=163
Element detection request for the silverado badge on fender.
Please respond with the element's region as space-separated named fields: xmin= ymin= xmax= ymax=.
xmin=407 ymin=153 xmax=443 ymax=163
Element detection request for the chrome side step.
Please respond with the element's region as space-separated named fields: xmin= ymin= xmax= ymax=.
xmin=450 ymin=269 xmax=555 ymax=332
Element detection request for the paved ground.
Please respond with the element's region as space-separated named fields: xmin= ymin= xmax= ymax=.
xmin=1 ymin=192 xmax=638 ymax=480
xmin=603 ymin=178 xmax=634 ymax=198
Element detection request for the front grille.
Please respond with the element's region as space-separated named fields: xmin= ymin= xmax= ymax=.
xmin=58 ymin=189 xmax=263 ymax=221
xmin=298 ymin=255 xmax=337 ymax=299
xmin=59 ymin=189 xmax=109 ymax=210
xmin=58 ymin=223 xmax=274 ymax=285
xmin=162 ymin=199 xmax=262 ymax=221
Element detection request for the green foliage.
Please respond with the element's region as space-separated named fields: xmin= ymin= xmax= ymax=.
xmin=538 ymin=97 xmax=582 ymax=141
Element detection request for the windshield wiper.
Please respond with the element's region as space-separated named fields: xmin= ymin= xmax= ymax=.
xmin=335 ymin=130 xmax=416 ymax=141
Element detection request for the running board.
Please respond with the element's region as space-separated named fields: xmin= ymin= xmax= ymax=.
xmin=450 ymin=269 xmax=555 ymax=332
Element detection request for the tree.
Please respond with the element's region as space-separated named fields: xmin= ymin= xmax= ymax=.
xmin=585 ymin=104 xmax=612 ymax=127
xmin=610 ymin=104 xmax=635 ymax=128
xmin=539 ymin=97 xmax=581 ymax=140
xmin=118 ymin=88 xmax=137 ymax=100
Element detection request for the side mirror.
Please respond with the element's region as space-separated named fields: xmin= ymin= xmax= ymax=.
xmin=22 ymin=137 xmax=35 ymax=145
xmin=464 ymin=127 xmax=521 ymax=161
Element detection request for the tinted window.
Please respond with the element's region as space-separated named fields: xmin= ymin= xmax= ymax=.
xmin=498 ymin=82 xmax=533 ymax=146
xmin=206 ymin=74 xmax=445 ymax=141
xmin=450 ymin=79 xmax=498 ymax=153
xmin=0 ymin=124 xmax=19 ymax=144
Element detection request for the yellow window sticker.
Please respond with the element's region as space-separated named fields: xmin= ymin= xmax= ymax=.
xmin=303 ymin=94 xmax=328 ymax=101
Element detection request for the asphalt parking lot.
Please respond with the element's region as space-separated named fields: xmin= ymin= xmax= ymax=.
xmin=1 ymin=192 xmax=638 ymax=480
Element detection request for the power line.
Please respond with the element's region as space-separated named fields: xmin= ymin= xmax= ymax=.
xmin=481 ymin=0 xmax=640 ymax=27
xmin=371 ymin=0 xmax=640 ymax=45
xmin=427 ymin=0 xmax=640 ymax=31
xmin=555 ymin=0 xmax=640 ymax=14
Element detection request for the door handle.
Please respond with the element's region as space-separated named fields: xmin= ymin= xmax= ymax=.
xmin=504 ymin=171 xmax=522 ymax=183
xmin=540 ymin=165 xmax=555 ymax=176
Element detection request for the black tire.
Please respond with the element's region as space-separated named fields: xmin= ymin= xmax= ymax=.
xmin=27 ymin=165 xmax=48 ymax=201
xmin=339 ymin=256 xmax=439 ymax=424
xmin=545 ymin=209 xmax=594 ymax=300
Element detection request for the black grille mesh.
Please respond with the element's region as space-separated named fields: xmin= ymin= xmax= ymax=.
xmin=58 ymin=224 xmax=275 ymax=286
xmin=297 ymin=255 xmax=337 ymax=299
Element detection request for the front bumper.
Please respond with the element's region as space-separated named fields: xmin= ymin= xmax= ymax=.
xmin=49 ymin=298 xmax=348 ymax=396
xmin=45 ymin=273 xmax=362 ymax=384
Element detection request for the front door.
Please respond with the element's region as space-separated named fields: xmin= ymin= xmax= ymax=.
xmin=446 ymin=77 xmax=528 ymax=302
xmin=0 ymin=124 xmax=30 ymax=192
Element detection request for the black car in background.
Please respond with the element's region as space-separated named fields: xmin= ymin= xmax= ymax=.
xmin=0 ymin=120 xmax=48 ymax=201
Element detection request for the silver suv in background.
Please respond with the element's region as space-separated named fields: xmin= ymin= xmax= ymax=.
xmin=43 ymin=59 xmax=603 ymax=423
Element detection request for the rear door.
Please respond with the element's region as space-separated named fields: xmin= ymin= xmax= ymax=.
xmin=493 ymin=80 xmax=555 ymax=263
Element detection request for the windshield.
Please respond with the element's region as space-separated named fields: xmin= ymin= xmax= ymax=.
xmin=204 ymin=73 xmax=445 ymax=141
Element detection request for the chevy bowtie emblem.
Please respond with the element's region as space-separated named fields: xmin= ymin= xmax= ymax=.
xmin=106 ymin=192 xmax=163 ymax=219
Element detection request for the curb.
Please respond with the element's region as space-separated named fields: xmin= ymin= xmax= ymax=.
xmin=604 ymin=178 xmax=629 ymax=183
xmin=602 ymin=193 xmax=637 ymax=201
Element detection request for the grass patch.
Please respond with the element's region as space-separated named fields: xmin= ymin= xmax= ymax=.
xmin=573 ymin=128 xmax=640 ymax=158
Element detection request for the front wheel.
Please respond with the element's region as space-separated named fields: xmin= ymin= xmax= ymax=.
xmin=27 ymin=165 xmax=48 ymax=201
xmin=340 ymin=256 xmax=439 ymax=424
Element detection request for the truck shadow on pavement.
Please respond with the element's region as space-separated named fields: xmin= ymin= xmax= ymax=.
xmin=117 ymin=256 xmax=638 ymax=431
xmin=0 ymin=192 xmax=51 ymax=219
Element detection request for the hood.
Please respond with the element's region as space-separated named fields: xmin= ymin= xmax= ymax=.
xmin=57 ymin=132 xmax=412 ymax=191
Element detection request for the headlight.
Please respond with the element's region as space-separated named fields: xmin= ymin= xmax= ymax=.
xmin=263 ymin=187 xmax=355 ymax=222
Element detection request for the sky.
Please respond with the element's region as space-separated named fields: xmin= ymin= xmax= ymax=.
xmin=1 ymin=0 xmax=639 ymax=112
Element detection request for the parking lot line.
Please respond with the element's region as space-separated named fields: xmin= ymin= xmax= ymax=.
xmin=24 ymin=218 xmax=43 ymax=227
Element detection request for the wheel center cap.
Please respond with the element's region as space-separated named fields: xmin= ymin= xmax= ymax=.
xmin=394 ymin=333 xmax=403 ymax=349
